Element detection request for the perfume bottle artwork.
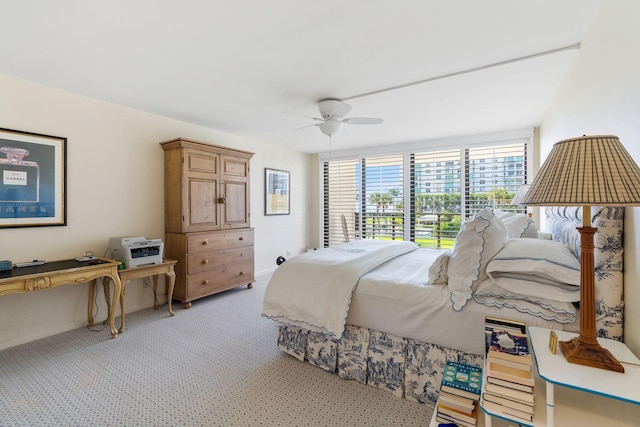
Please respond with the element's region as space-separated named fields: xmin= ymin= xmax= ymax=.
xmin=0 ymin=146 xmax=40 ymax=202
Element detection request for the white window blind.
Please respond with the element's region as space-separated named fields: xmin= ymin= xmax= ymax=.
xmin=322 ymin=139 xmax=528 ymax=248
xmin=323 ymin=158 xmax=361 ymax=247
xmin=411 ymin=149 xmax=461 ymax=249
xmin=361 ymin=154 xmax=404 ymax=241
xmin=465 ymin=143 xmax=527 ymax=218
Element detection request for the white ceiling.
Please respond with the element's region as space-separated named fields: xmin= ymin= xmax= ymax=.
xmin=0 ymin=1 xmax=602 ymax=154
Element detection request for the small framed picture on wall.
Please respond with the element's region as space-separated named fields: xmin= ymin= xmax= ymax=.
xmin=265 ymin=168 xmax=290 ymax=215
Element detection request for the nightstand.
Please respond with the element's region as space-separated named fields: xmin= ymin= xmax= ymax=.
xmin=432 ymin=327 xmax=640 ymax=427
xmin=527 ymin=326 xmax=640 ymax=426
xmin=473 ymin=326 xmax=640 ymax=427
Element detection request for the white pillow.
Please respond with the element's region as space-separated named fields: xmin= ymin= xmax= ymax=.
xmin=447 ymin=208 xmax=508 ymax=311
xmin=494 ymin=210 xmax=538 ymax=238
xmin=426 ymin=251 xmax=449 ymax=285
xmin=488 ymin=274 xmax=580 ymax=302
xmin=473 ymin=280 xmax=577 ymax=324
xmin=486 ymin=238 xmax=580 ymax=285
xmin=485 ymin=238 xmax=581 ymax=302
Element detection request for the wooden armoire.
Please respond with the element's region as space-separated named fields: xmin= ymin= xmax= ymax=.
xmin=160 ymin=138 xmax=254 ymax=308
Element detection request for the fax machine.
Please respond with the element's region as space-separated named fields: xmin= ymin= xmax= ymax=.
xmin=108 ymin=236 xmax=164 ymax=269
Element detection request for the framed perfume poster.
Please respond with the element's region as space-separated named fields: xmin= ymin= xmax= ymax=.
xmin=0 ymin=128 xmax=67 ymax=228
xmin=265 ymin=168 xmax=290 ymax=215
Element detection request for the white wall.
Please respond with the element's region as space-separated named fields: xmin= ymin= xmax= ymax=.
xmin=0 ymin=74 xmax=310 ymax=350
xmin=539 ymin=1 xmax=640 ymax=354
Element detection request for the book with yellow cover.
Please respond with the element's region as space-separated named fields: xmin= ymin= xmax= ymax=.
xmin=482 ymin=391 xmax=534 ymax=413
xmin=437 ymin=401 xmax=478 ymax=425
xmin=487 ymin=353 xmax=532 ymax=372
xmin=484 ymin=382 xmax=535 ymax=405
xmin=487 ymin=361 xmax=535 ymax=387
xmin=438 ymin=390 xmax=475 ymax=413
xmin=486 ymin=375 xmax=534 ymax=393
xmin=481 ymin=399 xmax=533 ymax=422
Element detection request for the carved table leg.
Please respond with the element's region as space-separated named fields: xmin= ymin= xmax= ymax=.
xmin=108 ymin=274 xmax=122 ymax=339
xmin=117 ymin=279 xmax=129 ymax=334
xmin=166 ymin=270 xmax=176 ymax=316
xmin=88 ymin=280 xmax=97 ymax=326
xmin=152 ymin=275 xmax=159 ymax=310
xmin=103 ymin=279 xmax=111 ymax=325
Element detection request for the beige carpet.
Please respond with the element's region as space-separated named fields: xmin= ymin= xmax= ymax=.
xmin=0 ymin=273 xmax=432 ymax=426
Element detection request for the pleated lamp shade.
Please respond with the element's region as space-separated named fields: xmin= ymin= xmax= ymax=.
xmin=523 ymin=135 xmax=640 ymax=206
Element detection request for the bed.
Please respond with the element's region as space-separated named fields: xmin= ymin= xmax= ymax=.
xmin=261 ymin=207 xmax=624 ymax=405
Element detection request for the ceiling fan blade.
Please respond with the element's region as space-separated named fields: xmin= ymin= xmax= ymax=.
xmin=329 ymin=102 xmax=352 ymax=119
xmin=343 ymin=117 xmax=383 ymax=125
xmin=292 ymin=123 xmax=320 ymax=131
xmin=284 ymin=112 xmax=323 ymax=121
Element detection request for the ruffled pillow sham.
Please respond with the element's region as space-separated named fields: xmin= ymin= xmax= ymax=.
xmin=426 ymin=251 xmax=449 ymax=285
xmin=447 ymin=208 xmax=508 ymax=311
xmin=494 ymin=210 xmax=538 ymax=238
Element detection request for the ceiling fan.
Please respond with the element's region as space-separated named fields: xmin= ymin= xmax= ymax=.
xmin=292 ymin=99 xmax=383 ymax=136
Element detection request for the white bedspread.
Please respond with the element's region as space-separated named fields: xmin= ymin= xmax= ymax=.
xmin=261 ymin=240 xmax=418 ymax=339
xmin=347 ymin=249 xmax=575 ymax=355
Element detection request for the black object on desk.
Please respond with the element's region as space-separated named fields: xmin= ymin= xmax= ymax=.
xmin=0 ymin=259 xmax=104 ymax=280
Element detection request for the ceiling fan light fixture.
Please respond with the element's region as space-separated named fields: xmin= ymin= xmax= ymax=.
xmin=318 ymin=119 xmax=344 ymax=136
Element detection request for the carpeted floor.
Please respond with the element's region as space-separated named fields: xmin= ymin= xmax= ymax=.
xmin=0 ymin=273 xmax=432 ymax=426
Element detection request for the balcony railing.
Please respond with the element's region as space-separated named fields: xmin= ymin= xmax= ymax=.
xmin=352 ymin=211 xmax=461 ymax=249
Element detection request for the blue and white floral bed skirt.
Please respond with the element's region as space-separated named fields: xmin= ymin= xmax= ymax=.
xmin=277 ymin=324 xmax=483 ymax=405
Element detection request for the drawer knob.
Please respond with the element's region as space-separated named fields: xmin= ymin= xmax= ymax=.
xmin=202 ymin=259 xmax=209 ymax=264
xmin=238 ymin=236 xmax=244 ymax=241
xmin=202 ymin=240 xmax=208 ymax=245
xmin=202 ymin=280 xmax=209 ymax=285
xmin=239 ymin=271 xmax=244 ymax=275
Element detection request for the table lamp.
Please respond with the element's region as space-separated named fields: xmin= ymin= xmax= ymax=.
xmin=510 ymin=184 xmax=531 ymax=218
xmin=523 ymin=135 xmax=640 ymax=372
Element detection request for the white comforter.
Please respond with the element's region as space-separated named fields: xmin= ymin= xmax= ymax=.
xmin=261 ymin=240 xmax=418 ymax=339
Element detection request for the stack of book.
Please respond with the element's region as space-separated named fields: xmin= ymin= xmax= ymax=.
xmin=435 ymin=360 xmax=482 ymax=427
xmin=482 ymin=317 xmax=535 ymax=423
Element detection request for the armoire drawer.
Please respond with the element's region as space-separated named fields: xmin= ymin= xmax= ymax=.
xmin=187 ymin=246 xmax=253 ymax=274
xmin=187 ymin=229 xmax=254 ymax=254
xmin=187 ymin=261 xmax=255 ymax=299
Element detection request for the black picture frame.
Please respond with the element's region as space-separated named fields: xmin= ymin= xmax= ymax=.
xmin=265 ymin=168 xmax=290 ymax=215
xmin=0 ymin=128 xmax=67 ymax=228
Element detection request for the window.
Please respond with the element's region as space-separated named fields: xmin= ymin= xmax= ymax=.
xmin=411 ymin=149 xmax=461 ymax=249
xmin=321 ymin=136 xmax=530 ymax=248
xmin=361 ymin=154 xmax=404 ymax=241
xmin=466 ymin=144 xmax=527 ymax=216
xmin=323 ymin=159 xmax=360 ymax=247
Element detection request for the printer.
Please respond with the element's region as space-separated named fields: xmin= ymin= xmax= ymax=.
xmin=108 ymin=236 xmax=164 ymax=269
